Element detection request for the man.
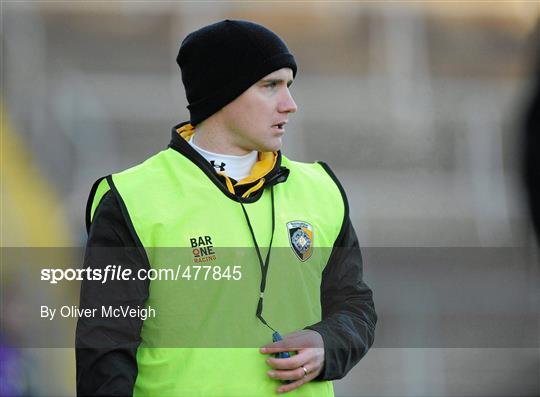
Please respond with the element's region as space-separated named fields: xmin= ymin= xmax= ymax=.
xmin=76 ymin=19 xmax=376 ymax=396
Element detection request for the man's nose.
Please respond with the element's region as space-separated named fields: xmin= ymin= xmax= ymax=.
xmin=278 ymin=88 xmax=298 ymax=113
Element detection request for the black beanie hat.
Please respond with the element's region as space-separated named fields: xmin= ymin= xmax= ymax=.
xmin=177 ymin=19 xmax=297 ymax=125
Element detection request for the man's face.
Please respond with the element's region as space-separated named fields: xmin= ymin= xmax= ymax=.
xmin=218 ymin=67 xmax=297 ymax=153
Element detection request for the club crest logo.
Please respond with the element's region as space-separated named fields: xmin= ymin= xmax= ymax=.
xmin=286 ymin=221 xmax=314 ymax=262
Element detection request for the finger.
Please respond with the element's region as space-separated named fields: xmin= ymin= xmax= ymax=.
xmin=267 ymin=364 xmax=308 ymax=381
xmin=276 ymin=370 xmax=318 ymax=394
xmin=271 ymin=359 xmax=324 ymax=381
xmin=260 ymin=339 xmax=288 ymax=352
xmin=260 ymin=344 xmax=291 ymax=354
xmin=266 ymin=350 xmax=311 ymax=370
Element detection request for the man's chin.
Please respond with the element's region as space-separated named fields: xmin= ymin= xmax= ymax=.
xmin=261 ymin=138 xmax=282 ymax=153
xmin=244 ymin=137 xmax=282 ymax=153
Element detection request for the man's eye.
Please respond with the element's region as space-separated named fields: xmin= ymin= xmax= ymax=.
xmin=265 ymin=82 xmax=278 ymax=89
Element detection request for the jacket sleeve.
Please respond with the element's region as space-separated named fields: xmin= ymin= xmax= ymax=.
xmin=305 ymin=215 xmax=377 ymax=380
xmin=76 ymin=190 xmax=150 ymax=396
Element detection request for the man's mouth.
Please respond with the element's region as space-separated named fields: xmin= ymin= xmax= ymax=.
xmin=272 ymin=121 xmax=287 ymax=132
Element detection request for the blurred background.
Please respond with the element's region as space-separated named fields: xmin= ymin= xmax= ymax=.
xmin=1 ymin=1 xmax=539 ymax=396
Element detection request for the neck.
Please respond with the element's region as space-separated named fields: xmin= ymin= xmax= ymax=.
xmin=194 ymin=119 xmax=251 ymax=156
xmin=188 ymin=136 xmax=258 ymax=181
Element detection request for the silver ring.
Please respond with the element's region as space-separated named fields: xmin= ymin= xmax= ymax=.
xmin=301 ymin=365 xmax=308 ymax=377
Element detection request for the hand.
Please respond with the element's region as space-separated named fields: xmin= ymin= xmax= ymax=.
xmin=260 ymin=329 xmax=325 ymax=394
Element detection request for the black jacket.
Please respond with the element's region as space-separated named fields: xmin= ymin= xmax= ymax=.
xmin=76 ymin=126 xmax=377 ymax=396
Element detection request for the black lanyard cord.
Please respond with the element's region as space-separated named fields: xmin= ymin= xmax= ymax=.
xmin=239 ymin=186 xmax=276 ymax=332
